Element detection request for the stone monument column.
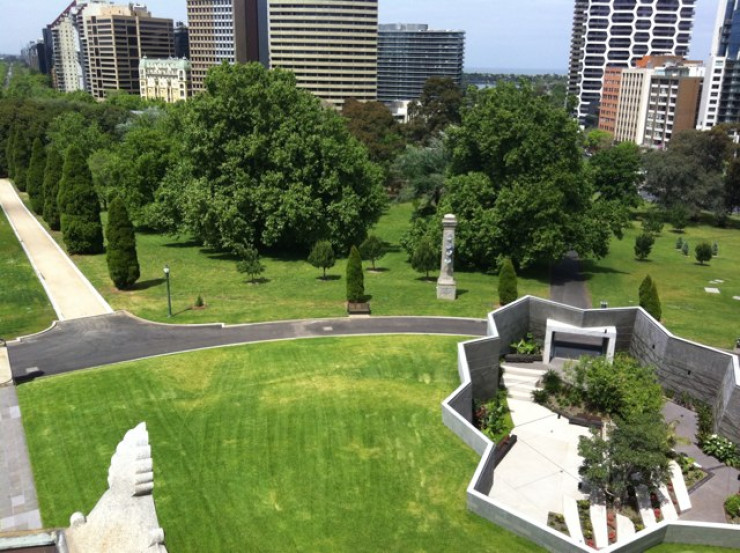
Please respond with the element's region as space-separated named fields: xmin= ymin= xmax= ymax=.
xmin=437 ymin=214 xmax=457 ymax=300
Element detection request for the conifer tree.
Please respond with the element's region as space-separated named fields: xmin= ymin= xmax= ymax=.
xmin=106 ymin=197 xmax=140 ymax=289
xmin=12 ymin=129 xmax=32 ymax=191
xmin=26 ymin=138 xmax=46 ymax=214
xmin=42 ymin=147 xmax=63 ymax=230
xmin=58 ymin=145 xmax=104 ymax=254
xmin=346 ymin=245 xmax=365 ymax=302
xmin=410 ymin=237 xmax=437 ymax=279
xmin=5 ymin=126 xmax=18 ymax=178
xmin=498 ymin=257 xmax=518 ymax=305
xmin=639 ymin=274 xmax=661 ymax=321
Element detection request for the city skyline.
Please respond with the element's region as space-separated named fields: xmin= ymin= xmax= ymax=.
xmin=0 ymin=0 xmax=723 ymax=72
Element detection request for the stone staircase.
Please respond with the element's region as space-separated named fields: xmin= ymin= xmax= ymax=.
xmin=500 ymin=363 xmax=548 ymax=401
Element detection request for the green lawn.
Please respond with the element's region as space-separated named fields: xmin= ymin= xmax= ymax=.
xmin=0 ymin=206 xmax=55 ymax=339
xmin=18 ymin=336 xmax=542 ymax=553
xmin=647 ymin=545 xmax=740 ymax=553
xmin=584 ymin=222 xmax=740 ymax=348
xmin=61 ymin=202 xmax=550 ymax=324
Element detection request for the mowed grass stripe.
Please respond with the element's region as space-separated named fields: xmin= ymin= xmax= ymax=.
xmin=18 ymin=336 xmax=543 ymax=553
xmin=0 ymin=205 xmax=55 ymax=339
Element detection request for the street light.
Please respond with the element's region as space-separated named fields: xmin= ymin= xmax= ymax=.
xmin=164 ymin=265 xmax=172 ymax=318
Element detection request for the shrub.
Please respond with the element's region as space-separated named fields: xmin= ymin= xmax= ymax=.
xmin=696 ymin=402 xmax=714 ymax=444
xmin=532 ymin=389 xmax=549 ymax=405
xmin=105 ymin=197 xmax=140 ymax=289
xmin=195 ymin=294 xmax=204 ymax=308
xmin=346 ymin=245 xmax=365 ymax=302
xmin=359 ymin=235 xmax=386 ymax=270
xmin=725 ymin=494 xmax=740 ymax=518
xmin=681 ymin=241 xmax=689 ymax=256
xmin=712 ymin=241 xmax=719 ymax=257
xmin=642 ymin=211 xmax=664 ymax=235
xmin=498 ymin=257 xmax=518 ymax=305
xmin=474 ymin=390 xmax=511 ymax=440
xmin=510 ymin=332 xmax=540 ymax=354
xmin=410 ymin=237 xmax=437 ymax=279
xmin=235 ymin=245 xmax=265 ymax=283
xmin=308 ymin=240 xmax=335 ymax=279
xmin=634 ymin=233 xmax=654 ymax=261
xmin=695 ymin=242 xmax=712 ymax=265
xmin=668 ymin=204 xmax=689 ymax=232
xmin=639 ymin=275 xmax=661 ymax=321
xmin=542 ymin=370 xmax=562 ymax=395
xmin=675 ymin=236 xmax=683 ymax=250
xmin=701 ymin=435 xmax=740 ymax=467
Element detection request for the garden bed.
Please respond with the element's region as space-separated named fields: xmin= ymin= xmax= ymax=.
xmin=547 ymin=512 xmax=569 ymax=536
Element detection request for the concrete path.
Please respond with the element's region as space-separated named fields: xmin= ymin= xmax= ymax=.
xmin=0 ymin=384 xmax=41 ymax=532
xmin=0 ymin=179 xmax=112 ymax=321
xmin=8 ymin=312 xmax=487 ymax=378
xmin=550 ymin=251 xmax=592 ymax=309
xmin=663 ymin=401 xmax=740 ymax=523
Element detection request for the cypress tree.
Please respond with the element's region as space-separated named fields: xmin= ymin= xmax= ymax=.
xmin=12 ymin=129 xmax=32 ymax=191
xmin=639 ymin=274 xmax=661 ymax=321
xmin=106 ymin=197 xmax=140 ymax=289
xmin=498 ymin=257 xmax=518 ymax=305
xmin=58 ymin=145 xmax=104 ymax=254
xmin=26 ymin=138 xmax=46 ymax=214
xmin=346 ymin=245 xmax=365 ymax=302
xmin=649 ymin=279 xmax=662 ymax=321
xmin=42 ymin=147 xmax=63 ymax=230
xmin=5 ymin=125 xmax=17 ymax=179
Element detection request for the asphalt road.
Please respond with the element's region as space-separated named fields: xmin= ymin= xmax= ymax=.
xmin=549 ymin=251 xmax=592 ymax=309
xmin=7 ymin=312 xmax=487 ymax=379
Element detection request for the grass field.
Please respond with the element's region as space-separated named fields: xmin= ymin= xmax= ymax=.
xmin=59 ymin=202 xmax=550 ymax=324
xmin=18 ymin=336 xmax=543 ymax=553
xmin=584 ymin=222 xmax=740 ymax=348
xmin=0 ymin=206 xmax=55 ymax=339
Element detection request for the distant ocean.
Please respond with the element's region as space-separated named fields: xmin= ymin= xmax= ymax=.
xmin=465 ymin=67 xmax=567 ymax=75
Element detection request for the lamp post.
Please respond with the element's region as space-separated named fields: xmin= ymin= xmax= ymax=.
xmin=163 ymin=265 xmax=172 ymax=318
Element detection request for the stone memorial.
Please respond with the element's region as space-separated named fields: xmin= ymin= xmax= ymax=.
xmin=437 ymin=214 xmax=457 ymax=300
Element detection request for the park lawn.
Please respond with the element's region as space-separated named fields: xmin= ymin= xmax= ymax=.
xmin=584 ymin=222 xmax=740 ymax=348
xmin=647 ymin=546 xmax=740 ymax=553
xmin=18 ymin=336 xmax=543 ymax=553
xmin=56 ymin=202 xmax=549 ymax=324
xmin=0 ymin=206 xmax=55 ymax=339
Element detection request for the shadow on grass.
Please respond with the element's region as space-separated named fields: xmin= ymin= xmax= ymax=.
xmin=634 ymin=259 xmax=653 ymax=263
xmin=415 ymin=276 xmax=437 ymax=282
xmin=163 ymin=240 xmax=201 ymax=249
xmin=243 ymin=278 xmax=271 ymax=285
xmin=580 ymin=260 xmax=630 ymax=280
xmin=317 ymin=275 xmax=341 ymax=281
xmin=130 ymin=278 xmax=165 ymax=291
xmin=457 ymin=289 xmax=469 ymax=297
xmin=367 ymin=267 xmax=389 ymax=273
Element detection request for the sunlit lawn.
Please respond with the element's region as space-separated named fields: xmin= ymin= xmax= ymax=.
xmin=0 ymin=205 xmax=55 ymax=339
xmin=584 ymin=222 xmax=740 ymax=348
xmin=18 ymin=336 xmax=543 ymax=553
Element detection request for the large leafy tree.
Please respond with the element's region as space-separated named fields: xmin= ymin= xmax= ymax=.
xmin=341 ymin=98 xmax=404 ymax=166
xmin=588 ymin=141 xmax=642 ymax=206
xmin=405 ymin=77 xmax=463 ymax=144
xmin=106 ymin=197 xmax=140 ymax=289
xmin=151 ymin=63 xmax=385 ymax=253
xmin=58 ymin=145 xmax=104 ymax=254
xmin=438 ymin=82 xmax=626 ymax=269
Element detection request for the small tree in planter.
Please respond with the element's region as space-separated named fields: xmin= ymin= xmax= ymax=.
xmin=359 ymin=234 xmax=386 ymax=270
xmin=498 ymin=257 xmax=518 ymax=305
xmin=346 ymin=245 xmax=365 ymax=305
xmin=695 ymin=242 xmax=712 ymax=265
xmin=308 ymin=240 xmax=335 ymax=279
xmin=235 ymin=244 xmax=265 ymax=283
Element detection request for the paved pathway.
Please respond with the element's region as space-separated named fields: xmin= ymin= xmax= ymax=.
xmin=7 ymin=312 xmax=487 ymax=378
xmin=0 ymin=179 xmax=112 ymax=321
xmin=550 ymin=251 xmax=592 ymax=309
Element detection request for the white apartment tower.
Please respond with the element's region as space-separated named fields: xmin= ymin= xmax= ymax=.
xmin=568 ymin=0 xmax=696 ymax=125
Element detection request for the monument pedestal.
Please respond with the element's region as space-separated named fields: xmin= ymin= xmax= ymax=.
xmin=437 ymin=281 xmax=457 ymax=300
xmin=436 ymin=213 xmax=459 ymax=301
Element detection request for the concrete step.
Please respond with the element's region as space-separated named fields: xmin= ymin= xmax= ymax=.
xmin=501 ymin=365 xmax=548 ymax=379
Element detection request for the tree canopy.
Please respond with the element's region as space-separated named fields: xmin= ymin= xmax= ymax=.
xmin=150 ymin=62 xmax=386 ymax=253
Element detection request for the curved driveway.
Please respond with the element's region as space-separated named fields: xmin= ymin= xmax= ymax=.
xmin=7 ymin=312 xmax=486 ymax=378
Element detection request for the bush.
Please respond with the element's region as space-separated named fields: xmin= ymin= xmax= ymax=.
xmin=105 ymin=197 xmax=140 ymax=289
xmin=474 ymin=390 xmax=511 ymax=440
xmin=681 ymin=241 xmax=689 ymax=256
xmin=498 ymin=257 xmax=518 ymax=305
xmin=669 ymin=204 xmax=689 ymax=232
xmin=634 ymin=233 xmax=654 ymax=261
xmin=346 ymin=245 xmax=365 ymax=302
xmin=696 ymin=402 xmax=714 ymax=444
xmin=410 ymin=237 xmax=437 ymax=279
xmin=642 ymin=211 xmax=664 ymax=235
xmin=542 ymin=370 xmax=562 ymax=395
xmin=235 ymin=245 xmax=265 ymax=283
xmin=675 ymin=236 xmax=683 ymax=250
xmin=725 ymin=494 xmax=740 ymax=518
xmin=532 ymin=389 xmax=549 ymax=405
xmin=695 ymin=242 xmax=712 ymax=265
xmin=701 ymin=435 xmax=740 ymax=467
xmin=510 ymin=332 xmax=540 ymax=355
xmin=712 ymin=241 xmax=719 ymax=257
xmin=308 ymin=240 xmax=335 ymax=279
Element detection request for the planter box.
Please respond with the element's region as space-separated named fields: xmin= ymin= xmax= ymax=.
xmin=347 ymin=302 xmax=371 ymax=315
xmin=504 ymin=353 xmax=543 ymax=363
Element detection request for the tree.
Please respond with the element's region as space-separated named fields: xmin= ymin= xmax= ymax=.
xmin=668 ymin=204 xmax=689 ymax=232
xmin=639 ymin=275 xmax=661 ymax=321
xmin=11 ymin=127 xmax=32 ymax=191
xmin=308 ymin=240 xmax=335 ymax=279
xmin=149 ymin=63 xmax=385 ymax=253
xmin=411 ymin=237 xmax=437 ymax=279
xmin=42 ymin=146 xmax=63 ymax=230
xmin=341 ymin=98 xmax=404 ymax=166
xmin=725 ymin=156 xmax=740 ymax=214
xmin=26 ymin=137 xmax=46 ymax=214
xmin=392 ymin=138 xmax=448 ymax=205
xmin=46 ymin=111 xmax=108 ymax=160
xmin=634 ymin=233 xmax=654 ymax=261
xmin=359 ymin=235 xmax=386 ymax=270
xmin=5 ymin=125 xmax=18 ymax=178
xmin=235 ymin=245 xmax=265 ymax=283
xmin=641 ymin=211 xmax=664 ymax=236
xmin=105 ymin=197 xmax=140 ymax=289
xmin=588 ymin=141 xmax=642 ymax=207
xmin=57 ymin=145 xmax=104 ymax=254
xmin=498 ymin=258 xmax=518 ymax=305
xmin=405 ymin=77 xmax=463 ymax=143
xmin=583 ymin=129 xmax=613 ymax=154
xmin=695 ymin=242 xmax=713 ymax=265
xmin=346 ymin=245 xmax=365 ymax=302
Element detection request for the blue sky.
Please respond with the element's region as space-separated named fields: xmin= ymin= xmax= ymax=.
xmin=1 ymin=0 xmax=722 ymax=72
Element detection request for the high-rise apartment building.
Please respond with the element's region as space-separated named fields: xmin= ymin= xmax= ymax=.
xmin=268 ymin=0 xmax=378 ymax=108
xmin=174 ymin=21 xmax=190 ymax=59
xmin=697 ymin=0 xmax=740 ymax=129
xmin=377 ymin=23 xmax=464 ymax=103
xmin=568 ymin=0 xmax=696 ymax=125
xmin=81 ymin=3 xmax=174 ymax=99
xmin=186 ymin=0 xmax=269 ymax=92
xmin=48 ymin=2 xmax=85 ymax=92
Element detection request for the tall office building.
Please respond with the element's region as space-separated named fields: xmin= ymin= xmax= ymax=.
xmin=174 ymin=21 xmax=190 ymax=59
xmin=268 ymin=0 xmax=378 ymax=108
xmin=697 ymin=0 xmax=740 ymax=129
xmin=568 ymin=0 xmax=696 ymax=125
xmin=377 ymin=23 xmax=464 ymax=103
xmin=186 ymin=0 xmax=268 ymax=92
xmin=81 ymin=3 xmax=174 ymax=99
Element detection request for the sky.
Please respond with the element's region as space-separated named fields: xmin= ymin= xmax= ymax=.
xmin=0 ymin=0 xmax=723 ymax=72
